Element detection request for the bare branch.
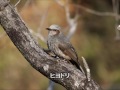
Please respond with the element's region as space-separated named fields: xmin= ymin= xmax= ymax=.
xmin=65 ymin=3 xmax=70 ymax=24
xmin=55 ymin=0 xmax=120 ymax=19
xmin=65 ymin=3 xmax=79 ymax=39
xmin=55 ymin=0 xmax=79 ymax=38
xmin=14 ymin=0 xmax=21 ymax=7
xmin=82 ymin=56 xmax=91 ymax=81
xmin=56 ymin=0 xmax=120 ymax=40
xmin=75 ymin=4 xmax=120 ymax=18
xmin=67 ymin=15 xmax=79 ymax=39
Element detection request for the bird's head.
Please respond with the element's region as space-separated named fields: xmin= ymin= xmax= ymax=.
xmin=46 ymin=24 xmax=61 ymax=36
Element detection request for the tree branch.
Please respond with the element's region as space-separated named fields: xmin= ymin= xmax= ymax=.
xmin=0 ymin=0 xmax=100 ymax=90
xmin=82 ymin=57 xmax=91 ymax=81
xmin=55 ymin=0 xmax=79 ymax=39
xmin=75 ymin=4 xmax=120 ymax=18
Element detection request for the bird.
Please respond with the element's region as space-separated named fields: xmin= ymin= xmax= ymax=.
xmin=46 ymin=24 xmax=82 ymax=71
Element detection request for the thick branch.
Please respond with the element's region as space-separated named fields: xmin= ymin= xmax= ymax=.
xmin=0 ymin=0 xmax=100 ymax=90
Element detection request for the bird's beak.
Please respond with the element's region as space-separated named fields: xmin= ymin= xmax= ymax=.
xmin=46 ymin=28 xmax=51 ymax=31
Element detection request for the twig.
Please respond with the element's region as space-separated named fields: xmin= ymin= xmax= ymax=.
xmin=15 ymin=0 xmax=21 ymax=7
xmin=75 ymin=4 xmax=120 ymax=19
xmin=67 ymin=15 xmax=79 ymax=39
xmin=55 ymin=1 xmax=120 ymax=19
xmin=55 ymin=0 xmax=79 ymax=38
xmin=82 ymin=56 xmax=91 ymax=81
xmin=65 ymin=4 xmax=79 ymax=38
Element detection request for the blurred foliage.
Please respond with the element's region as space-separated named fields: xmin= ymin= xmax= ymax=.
xmin=0 ymin=0 xmax=120 ymax=90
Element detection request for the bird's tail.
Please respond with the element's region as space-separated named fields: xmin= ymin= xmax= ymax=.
xmin=70 ymin=60 xmax=85 ymax=74
xmin=77 ymin=59 xmax=85 ymax=74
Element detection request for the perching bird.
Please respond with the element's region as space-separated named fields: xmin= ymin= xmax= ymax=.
xmin=46 ymin=24 xmax=82 ymax=71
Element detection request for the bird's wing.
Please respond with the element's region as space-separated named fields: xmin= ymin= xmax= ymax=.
xmin=58 ymin=42 xmax=78 ymax=61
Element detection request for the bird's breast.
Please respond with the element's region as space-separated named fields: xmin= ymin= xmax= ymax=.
xmin=47 ymin=36 xmax=71 ymax=60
